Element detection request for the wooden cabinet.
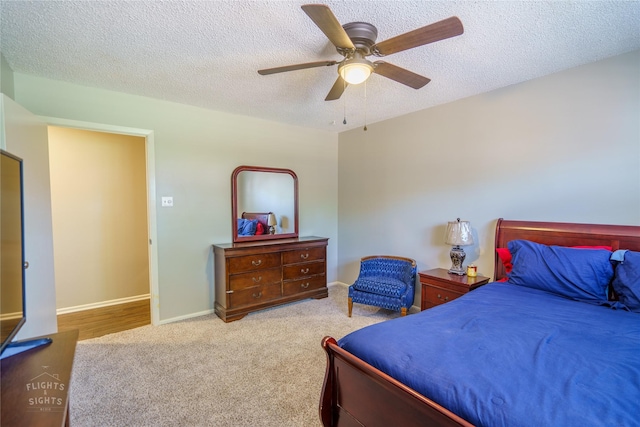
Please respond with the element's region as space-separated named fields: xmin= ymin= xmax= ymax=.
xmin=419 ymin=268 xmax=490 ymax=310
xmin=213 ymin=236 xmax=328 ymax=322
xmin=1 ymin=330 xmax=78 ymax=427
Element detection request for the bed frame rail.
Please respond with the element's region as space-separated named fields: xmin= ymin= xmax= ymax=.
xmin=320 ymin=337 xmax=473 ymax=427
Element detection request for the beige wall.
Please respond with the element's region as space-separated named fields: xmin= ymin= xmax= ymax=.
xmin=338 ymin=50 xmax=640 ymax=298
xmin=12 ymin=77 xmax=339 ymax=322
xmin=48 ymin=126 xmax=149 ymax=309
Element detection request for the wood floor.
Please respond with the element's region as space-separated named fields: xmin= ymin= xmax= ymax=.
xmin=57 ymin=299 xmax=151 ymax=341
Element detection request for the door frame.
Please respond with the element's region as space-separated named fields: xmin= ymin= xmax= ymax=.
xmin=39 ymin=116 xmax=160 ymax=326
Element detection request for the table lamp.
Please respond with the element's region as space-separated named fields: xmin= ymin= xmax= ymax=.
xmin=444 ymin=218 xmax=474 ymax=275
xmin=267 ymin=213 xmax=277 ymax=235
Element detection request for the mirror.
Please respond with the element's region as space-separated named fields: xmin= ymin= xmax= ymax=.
xmin=232 ymin=165 xmax=298 ymax=243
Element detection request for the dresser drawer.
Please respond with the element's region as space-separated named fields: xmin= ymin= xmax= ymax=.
xmin=422 ymin=285 xmax=463 ymax=308
xmin=228 ymin=253 xmax=281 ymax=274
xmin=229 ymin=267 xmax=281 ymax=291
xmin=229 ymin=282 xmax=281 ymax=308
xmin=283 ymin=261 xmax=325 ymax=280
xmin=283 ymin=276 xmax=326 ymax=296
xmin=283 ymin=247 xmax=325 ymax=265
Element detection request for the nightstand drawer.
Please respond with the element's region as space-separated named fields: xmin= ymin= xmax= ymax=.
xmin=419 ymin=268 xmax=490 ymax=311
xmin=422 ymin=285 xmax=463 ymax=308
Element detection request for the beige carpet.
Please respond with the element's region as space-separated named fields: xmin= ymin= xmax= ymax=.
xmin=70 ymin=284 xmax=403 ymax=426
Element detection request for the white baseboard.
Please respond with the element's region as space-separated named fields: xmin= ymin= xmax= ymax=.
xmin=161 ymin=283 xmax=347 ymax=325
xmin=57 ymin=294 xmax=151 ymax=315
xmin=157 ymin=309 xmax=216 ymax=325
xmin=69 ymin=281 xmax=415 ymax=324
xmin=328 ymin=281 xmax=349 ymax=288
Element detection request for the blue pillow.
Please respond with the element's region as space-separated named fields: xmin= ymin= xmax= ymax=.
xmin=611 ymin=250 xmax=640 ymax=313
xmin=237 ymin=218 xmax=258 ymax=236
xmin=507 ymin=240 xmax=613 ymax=304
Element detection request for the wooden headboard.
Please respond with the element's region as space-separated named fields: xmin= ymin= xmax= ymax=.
xmin=494 ymin=218 xmax=640 ymax=282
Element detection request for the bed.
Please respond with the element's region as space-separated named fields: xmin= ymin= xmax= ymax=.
xmin=319 ymin=218 xmax=640 ymax=427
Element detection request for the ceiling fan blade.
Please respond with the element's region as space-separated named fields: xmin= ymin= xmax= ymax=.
xmin=373 ymin=61 xmax=431 ymax=89
xmin=258 ymin=60 xmax=338 ymax=75
xmin=301 ymin=4 xmax=355 ymax=50
xmin=372 ymin=16 xmax=463 ymax=56
xmin=325 ymin=76 xmax=348 ymax=101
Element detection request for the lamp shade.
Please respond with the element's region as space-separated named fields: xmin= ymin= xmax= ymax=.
xmin=444 ymin=218 xmax=474 ymax=246
xmin=267 ymin=213 xmax=277 ymax=227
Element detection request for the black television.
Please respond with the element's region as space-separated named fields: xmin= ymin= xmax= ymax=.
xmin=0 ymin=149 xmax=27 ymax=357
xmin=0 ymin=149 xmax=50 ymax=359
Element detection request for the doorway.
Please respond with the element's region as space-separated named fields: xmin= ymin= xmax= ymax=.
xmin=41 ymin=118 xmax=159 ymax=339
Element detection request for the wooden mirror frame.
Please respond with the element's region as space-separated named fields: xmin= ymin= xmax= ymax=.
xmin=231 ymin=165 xmax=299 ymax=243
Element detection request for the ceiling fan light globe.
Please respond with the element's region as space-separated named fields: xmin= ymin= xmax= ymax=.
xmin=339 ymin=61 xmax=373 ymax=85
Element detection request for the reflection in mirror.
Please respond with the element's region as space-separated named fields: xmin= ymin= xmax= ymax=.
xmin=232 ymin=166 xmax=298 ymax=243
xmin=237 ymin=171 xmax=294 ymax=235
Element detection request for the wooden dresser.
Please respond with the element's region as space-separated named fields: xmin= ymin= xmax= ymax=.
xmin=213 ymin=236 xmax=329 ymax=322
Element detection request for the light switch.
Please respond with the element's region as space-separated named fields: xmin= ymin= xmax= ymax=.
xmin=161 ymin=196 xmax=173 ymax=207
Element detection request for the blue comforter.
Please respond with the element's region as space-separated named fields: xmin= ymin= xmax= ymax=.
xmin=339 ymin=283 xmax=640 ymax=427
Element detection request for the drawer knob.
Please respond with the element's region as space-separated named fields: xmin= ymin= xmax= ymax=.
xmin=300 ymin=253 xmax=309 ymax=259
xmin=301 ymin=268 xmax=310 ymax=274
xmin=252 ymin=276 xmax=262 ymax=283
xmin=252 ymin=292 xmax=262 ymax=299
xmin=301 ymin=282 xmax=310 ymax=289
xmin=252 ymin=259 xmax=262 ymax=266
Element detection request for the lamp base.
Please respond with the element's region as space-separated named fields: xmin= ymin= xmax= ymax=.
xmin=448 ymin=245 xmax=467 ymax=275
xmin=268 ymin=226 xmax=275 ymax=235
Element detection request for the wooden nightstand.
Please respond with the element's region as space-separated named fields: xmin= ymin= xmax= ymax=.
xmin=419 ymin=268 xmax=490 ymax=310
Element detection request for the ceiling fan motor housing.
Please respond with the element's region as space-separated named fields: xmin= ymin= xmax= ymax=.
xmin=341 ymin=22 xmax=378 ymax=55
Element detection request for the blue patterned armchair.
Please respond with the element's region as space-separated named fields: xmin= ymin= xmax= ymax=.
xmin=348 ymin=255 xmax=417 ymax=317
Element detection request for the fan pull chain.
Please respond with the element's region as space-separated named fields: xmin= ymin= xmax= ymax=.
xmin=363 ymin=80 xmax=368 ymax=131
xmin=343 ymin=78 xmax=347 ymax=125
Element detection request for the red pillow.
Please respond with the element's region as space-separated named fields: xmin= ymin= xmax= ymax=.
xmin=496 ymin=244 xmax=612 ymax=277
xmin=255 ymin=222 xmax=265 ymax=235
xmin=496 ymin=247 xmax=513 ymax=273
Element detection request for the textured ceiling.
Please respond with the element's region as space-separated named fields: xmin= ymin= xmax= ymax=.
xmin=1 ymin=1 xmax=639 ymax=132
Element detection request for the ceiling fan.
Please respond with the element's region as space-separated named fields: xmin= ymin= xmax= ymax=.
xmin=258 ymin=4 xmax=464 ymax=101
